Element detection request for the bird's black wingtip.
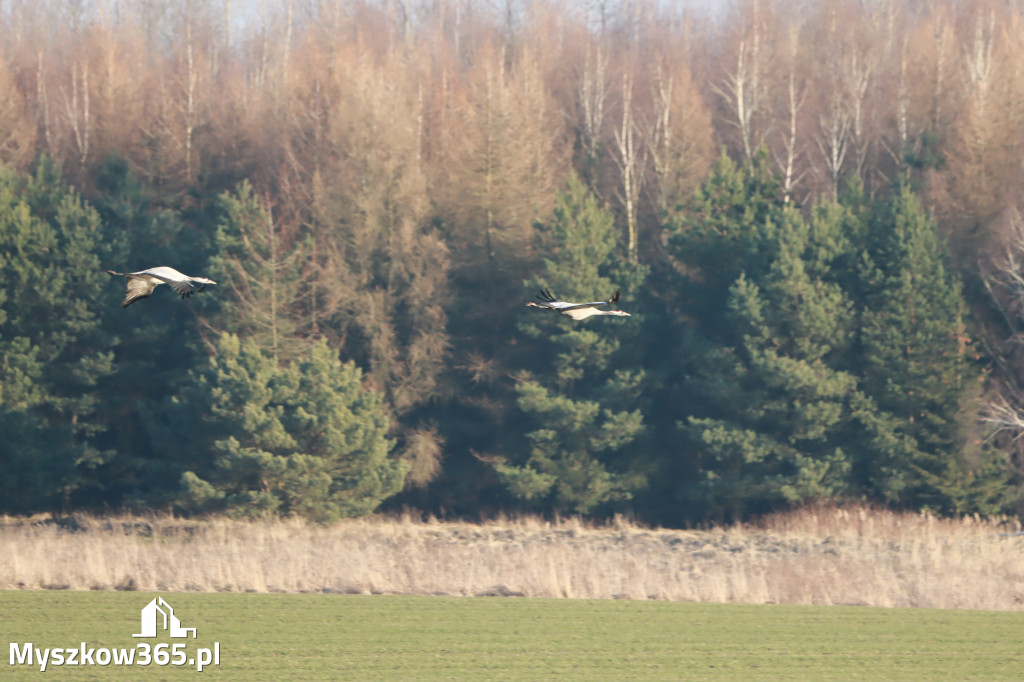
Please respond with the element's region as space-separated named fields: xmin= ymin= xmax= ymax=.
xmin=536 ymin=288 xmax=556 ymax=302
xmin=610 ymin=288 xmax=621 ymax=303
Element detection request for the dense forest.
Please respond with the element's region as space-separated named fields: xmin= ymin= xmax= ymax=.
xmin=3 ymin=0 xmax=1024 ymax=524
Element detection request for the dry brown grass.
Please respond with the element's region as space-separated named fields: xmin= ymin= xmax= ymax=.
xmin=2 ymin=505 xmax=1023 ymax=610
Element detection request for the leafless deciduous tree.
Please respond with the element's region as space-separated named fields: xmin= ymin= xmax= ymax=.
xmin=575 ymin=39 xmax=609 ymax=181
xmin=316 ymin=48 xmax=451 ymax=418
xmin=944 ymin=9 xmax=1016 ymax=226
xmin=815 ymin=85 xmax=852 ymax=201
xmin=712 ymin=0 xmax=773 ymax=167
xmin=446 ymin=43 xmax=557 ymax=293
xmin=36 ymin=51 xmax=54 ymax=157
xmin=772 ymin=27 xmax=807 ymax=203
xmin=982 ymin=206 xmax=1024 ymax=473
xmin=880 ymin=39 xmax=910 ymax=180
xmin=62 ymin=61 xmax=90 ymax=172
xmin=613 ymin=70 xmax=644 ymax=264
xmin=640 ymin=46 xmax=713 ymax=216
xmin=0 ymin=54 xmax=34 ymax=166
xmin=213 ymin=185 xmax=305 ymax=365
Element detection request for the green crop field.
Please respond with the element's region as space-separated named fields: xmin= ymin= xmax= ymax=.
xmin=3 ymin=591 xmax=1022 ymax=680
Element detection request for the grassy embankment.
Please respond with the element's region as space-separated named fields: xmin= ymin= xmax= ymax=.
xmin=2 ymin=505 xmax=1022 ymax=610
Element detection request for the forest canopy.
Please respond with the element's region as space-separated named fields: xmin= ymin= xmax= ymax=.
xmin=1 ymin=0 xmax=1023 ymax=524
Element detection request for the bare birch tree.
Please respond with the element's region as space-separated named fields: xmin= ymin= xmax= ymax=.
xmin=182 ymin=18 xmax=198 ymax=182
xmin=62 ymin=61 xmax=90 ymax=172
xmin=881 ymin=39 xmax=910 ymax=179
xmin=815 ymin=85 xmax=852 ymax=201
xmin=36 ymin=51 xmax=54 ymax=157
xmin=613 ymin=70 xmax=644 ymax=263
xmin=772 ymin=27 xmax=807 ymax=203
xmin=844 ymin=48 xmax=874 ymax=187
xmin=810 ymin=2 xmax=874 ymax=199
xmin=711 ymin=0 xmax=773 ymax=167
xmin=575 ymin=39 xmax=610 ymax=184
xmin=640 ymin=49 xmax=713 ymax=217
xmin=642 ymin=61 xmax=676 ymax=215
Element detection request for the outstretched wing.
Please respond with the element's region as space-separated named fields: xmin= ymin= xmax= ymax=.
xmin=529 ymin=287 xmax=624 ymax=317
xmin=121 ymin=276 xmax=159 ymax=307
xmin=165 ymin=279 xmax=198 ymax=298
xmin=527 ymin=288 xmax=562 ymax=309
xmin=535 ymin=288 xmax=557 ymax=303
xmin=145 ymin=272 xmax=198 ymax=299
xmin=560 ymin=290 xmax=621 ymax=312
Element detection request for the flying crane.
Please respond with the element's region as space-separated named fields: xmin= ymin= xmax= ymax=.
xmin=106 ymin=267 xmax=217 ymax=308
xmin=525 ymin=288 xmax=631 ymax=320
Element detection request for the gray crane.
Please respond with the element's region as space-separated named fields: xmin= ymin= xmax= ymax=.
xmin=106 ymin=267 xmax=217 ymax=307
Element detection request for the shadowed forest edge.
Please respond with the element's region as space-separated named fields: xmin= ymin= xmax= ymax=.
xmin=3 ymin=0 xmax=1024 ymax=526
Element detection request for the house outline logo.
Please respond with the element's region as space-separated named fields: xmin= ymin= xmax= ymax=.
xmin=132 ymin=597 xmax=197 ymax=639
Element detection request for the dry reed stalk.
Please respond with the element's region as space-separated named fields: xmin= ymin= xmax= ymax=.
xmin=1 ymin=506 xmax=1022 ymax=610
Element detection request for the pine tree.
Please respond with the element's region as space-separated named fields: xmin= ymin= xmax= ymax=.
xmin=665 ymin=154 xmax=861 ymax=520
xmin=854 ymin=182 xmax=1008 ymax=512
xmin=173 ymin=333 xmax=406 ymax=520
xmin=668 ymin=150 xmax=783 ymax=327
xmin=88 ymin=156 xmax=219 ymax=507
xmin=0 ymin=160 xmax=114 ymax=512
xmin=0 ymin=407 xmax=79 ymax=514
xmin=496 ymin=175 xmax=647 ymax=514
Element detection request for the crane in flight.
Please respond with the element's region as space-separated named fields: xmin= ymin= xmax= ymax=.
xmin=106 ymin=267 xmax=217 ymax=308
xmin=525 ymin=288 xmax=630 ymax=320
